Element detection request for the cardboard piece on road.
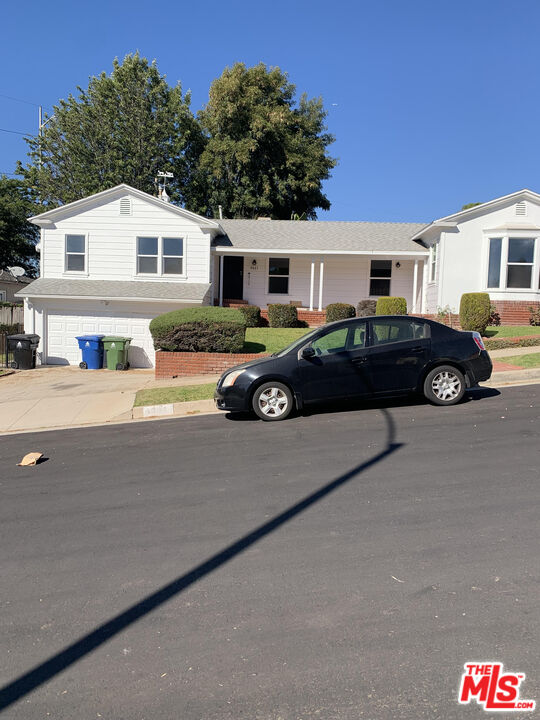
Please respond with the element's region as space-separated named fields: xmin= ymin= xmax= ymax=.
xmin=17 ymin=452 xmax=43 ymax=467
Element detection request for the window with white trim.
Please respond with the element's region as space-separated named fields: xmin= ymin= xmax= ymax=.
xmin=487 ymin=236 xmax=537 ymax=290
xmin=137 ymin=236 xmax=184 ymax=276
xmin=65 ymin=234 xmax=86 ymax=272
xmin=429 ymin=244 xmax=438 ymax=283
xmin=268 ymin=258 xmax=289 ymax=293
xmin=0 ymin=290 xmax=6 ymax=302
xmin=369 ymin=260 xmax=391 ymax=296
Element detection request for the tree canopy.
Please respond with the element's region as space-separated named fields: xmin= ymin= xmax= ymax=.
xmin=0 ymin=176 xmax=39 ymax=275
xmin=19 ymin=53 xmax=204 ymax=208
xmin=461 ymin=202 xmax=482 ymax=210
xmin=198 ymin=63 xmax=336 ymax=219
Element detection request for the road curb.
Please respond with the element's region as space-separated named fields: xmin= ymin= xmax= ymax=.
xmin=485 ymin=367 xmax=540 ymax=387
xmin=132 ymin=398 xmax=218 ymax=420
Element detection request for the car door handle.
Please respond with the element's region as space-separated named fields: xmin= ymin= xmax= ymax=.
xmin=352 ymin=356 xmax=367 ymax=364
xmin=410 ymin=346 xmax=424 ymax=353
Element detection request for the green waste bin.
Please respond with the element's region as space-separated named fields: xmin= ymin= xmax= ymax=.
xmin=102 ymin=336 xmax=132 ymax=370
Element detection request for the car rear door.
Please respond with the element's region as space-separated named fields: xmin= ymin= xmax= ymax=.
xmin=364 ymin=318 xmax=431 ymax=393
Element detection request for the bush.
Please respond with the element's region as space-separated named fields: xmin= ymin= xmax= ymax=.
xmin=267 ymin=304 xmax=298 ymax=328
xmin=489 ymin=303 xmax=501 ymax=326
xmin=484 ymin=336 xmax=540 ymax=351
xmin=357 ymin=299 xmax=377 ymax=317
xmin=529 ymin=305 xmax=540 ymax=326
xmin=376 ymin=297 xmax=407 ymax=315
xmin=325 ymin=303 xmax=356 ymax=323
xmin=238 ymin=305 xmax=261 ymax=327
xmin=149 ymin=307 xmax=246 ymax=353
xmin=0 ymin=323 xmax=21 ymax=334
xmin=459 ymin=293 xmax=491 ymax=334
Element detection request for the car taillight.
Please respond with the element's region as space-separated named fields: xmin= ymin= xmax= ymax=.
xmin=472 ymin=332 xmax=485 ymax=351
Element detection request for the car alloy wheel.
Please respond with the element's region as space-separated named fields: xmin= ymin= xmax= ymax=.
xmin=252 ymin=381 xmax=294 ymax=421
xmin=424 ymin=365 xmax=465 ymax=406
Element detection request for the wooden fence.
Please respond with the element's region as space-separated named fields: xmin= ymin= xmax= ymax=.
xmin=0 ymin=305 xmax=24 ymax=327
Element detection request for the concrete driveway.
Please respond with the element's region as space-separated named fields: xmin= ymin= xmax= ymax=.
xmin=0 ymin=366 xmax=218 ymax=433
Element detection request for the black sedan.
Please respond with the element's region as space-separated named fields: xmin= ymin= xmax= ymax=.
xmin=214 ymin=315 xmax=493 ymax=421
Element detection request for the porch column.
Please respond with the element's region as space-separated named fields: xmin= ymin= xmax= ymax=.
xmin=412 ymin=259 xmax=419 ymax=313
xmin=219 ymin=255 xmax=224 ymax=307
xmin=318 ymin=257 xmax=324 ymax=311
xmin=309 ymin=258 xmax=315 ymax=311
xmin=421 ymin=258 xmax=428 ymax=313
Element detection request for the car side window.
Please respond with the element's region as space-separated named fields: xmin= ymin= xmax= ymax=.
xmin=311 ymin=327 xmax=349 ymax=355
xmin=371 ymin=319 xmax=427 ymax=345
xmin=350 ymin=323 xmax=367 ymax=349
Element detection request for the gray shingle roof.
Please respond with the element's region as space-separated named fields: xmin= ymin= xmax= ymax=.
xmin=214 ymin=219 xmax=427 ymax=253
xmin=15 ymin=278 xmax=211 ymax=303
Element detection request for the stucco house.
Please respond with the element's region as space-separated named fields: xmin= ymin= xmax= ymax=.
xmin=16 ymin=184 xmax=540 ymax=368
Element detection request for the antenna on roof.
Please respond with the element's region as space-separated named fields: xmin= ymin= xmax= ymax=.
xmin=155 ymin=171 xmax=173 ymax=203
xmin=7 ymin=266 xmax=25 ymax=278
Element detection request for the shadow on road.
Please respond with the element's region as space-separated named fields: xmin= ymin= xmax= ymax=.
xmin=0 ymin=408 xmax=402 ymax=713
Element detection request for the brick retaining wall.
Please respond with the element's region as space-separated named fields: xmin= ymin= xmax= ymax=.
xmin=492 ymin=300 xmax=540 ymax=325
xmin=156 ymin=350 xmax=269 ymax=379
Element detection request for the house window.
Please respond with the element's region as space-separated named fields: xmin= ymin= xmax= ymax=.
xmin=137 ymin=237 xmax=158 ymax=274
xmin=162 ymin=238 xmax=183 ymax=275
xmin=268 ymin=258 xmax=289 ymax=294
xmin=507 ymin=237 xmax=535 ymax=289
xmin=0 ymin=290 xmax=6 ymax=302
xmin=429 ymin=244 xmax=438 ymax=283
xmin=65 ymin=235 xmax=86 ymax=272
xmin=487 ymin=238 xmax=502 ymax=288
xmin=369 ymin=260 xmax=391 ymax=296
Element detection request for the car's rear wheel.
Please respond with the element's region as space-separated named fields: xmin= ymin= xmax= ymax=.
xmin=252 ymin=382 xmax=294 ymax=421
xmin=423 ymin=365 xmax=465 ymax=406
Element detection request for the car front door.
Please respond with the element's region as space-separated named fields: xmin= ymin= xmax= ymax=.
xmin=298 ymin=321 xmax=370 ymax=403
xmin=364 ymin=318 xmax=431 ymax=393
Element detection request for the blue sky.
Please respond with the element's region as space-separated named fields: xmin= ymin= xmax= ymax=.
xmin=1 ymin=0 xmax=539 ymax=221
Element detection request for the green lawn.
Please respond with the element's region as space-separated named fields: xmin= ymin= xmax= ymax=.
xmin=484 ymin=325 xmax=540 ymax=338
xmin=500 ymin=352 xmax=540 ymax=369
xmin=134 ymin=382 xmax=217 ymax=407
xmin=243 ymin=327 xmax=311 ymax=353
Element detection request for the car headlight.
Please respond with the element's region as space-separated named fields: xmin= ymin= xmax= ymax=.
xmin=221 ymin=369 xmax=245 ymax=388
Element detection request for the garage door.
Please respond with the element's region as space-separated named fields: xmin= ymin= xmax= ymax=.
xmin=47 ymin=311 xmax=157 ymax=368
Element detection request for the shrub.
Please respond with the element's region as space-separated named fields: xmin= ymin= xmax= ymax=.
xmin=459 ymin=293 xmax=491 ymax=334
xmin=489 ymin=303 xmax=501 ymax=327
xmin=267 ymin=304 xmax=298 ymax=328
xmin=357 ymin=299 xmax=377 ymax=317
xmin=325 ymin=303 xmax=356 ymax=323
xmin=484 ymin=336 xmax=540 ymax=351
xmin=0 ymin=323 xmax=21 ymax=334
xmin=529 ymin=305 xmax=540 ymax=326
xmin=238 ymin=305 xmax=261 ymax=327
xmin=149 ymin=307 xmax=246 ymax=353
xmin=376 ymin=297 xmax=407 ymax=315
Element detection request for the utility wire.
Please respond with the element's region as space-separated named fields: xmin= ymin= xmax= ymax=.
xmin=0 ymin=92 xmax=40 ymax=107
xmin=0 ymin=127 xmax=32 ymax=136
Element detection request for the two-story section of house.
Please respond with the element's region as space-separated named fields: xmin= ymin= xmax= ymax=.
xmin=17 ymin=185 xmax=220 ymax=367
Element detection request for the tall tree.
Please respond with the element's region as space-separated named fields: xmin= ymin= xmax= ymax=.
xmin=18 ymin=53 xmax=205 ymax=208
xmin=0 ymin=176 xmax=39 ymax=275
xmin=198 ymin=63 xmax=337 ymax=219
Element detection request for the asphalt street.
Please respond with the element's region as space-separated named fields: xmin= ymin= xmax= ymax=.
xmin=0 ymin=385 xmax=539 ymax=719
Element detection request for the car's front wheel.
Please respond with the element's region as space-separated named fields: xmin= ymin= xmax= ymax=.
xmin=423 ymin=365 xmax=466 ymax=406
xmin=252 ymin=382 xmax=294 ymax=421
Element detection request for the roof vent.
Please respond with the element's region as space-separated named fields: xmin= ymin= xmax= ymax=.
xmin=515 ymin=201 xmax=527 ymax=216
xmin=119 ymin=197 xmax=132 ymax=216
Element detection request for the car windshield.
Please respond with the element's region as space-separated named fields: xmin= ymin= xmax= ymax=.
xmin=273 ymin=327 xmax=321 ymax=357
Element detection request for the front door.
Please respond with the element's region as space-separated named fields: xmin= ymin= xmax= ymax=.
xmin=299 ymin=321 xmax=370 ymax=403
xmin=223 ymin=256 xmax=244 ymax=300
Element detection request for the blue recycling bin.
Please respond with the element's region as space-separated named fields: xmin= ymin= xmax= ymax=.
xmin=76 ymin=334 xmax=105 ymax=370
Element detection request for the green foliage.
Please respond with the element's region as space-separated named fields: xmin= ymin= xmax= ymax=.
xmin=484 ymin=336 xmax=540 ymax=350
xmin=19 ymin=53 xmax=205 ymax=209
xmin=149 ymin=307 xmax=246 ymax=352
xmin=459 ymin=293 xmax=491 ymax=334
xmin=0 ymin=323 xmax=21 ymax=334
xmin=489 ymin=303 xmax=501 ymax=326
xmin=376 ymin=297 xmax=407 ymax=315
xmin=198 ymin=62 xmax=337 ymax=219
xmin=461 ymin=202 xmax=482 ymax=210
xmin=267 ymin=303 xmax=298 ymax=328
xmin=0 ymin=177 xmax=39 ymax=273
xmin=325 ymin=303 xmax=356 ymax=322
xmin=529 ymin=305 xmax=540 ymax=326
xmin=356 ymin=299 xmax=377 ymax=317
xmin=238 ymin=305 xmax=261 ymax=327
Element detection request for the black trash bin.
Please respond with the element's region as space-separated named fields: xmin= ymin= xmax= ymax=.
xmin=7 ymin=333 xmax=40 ymax=370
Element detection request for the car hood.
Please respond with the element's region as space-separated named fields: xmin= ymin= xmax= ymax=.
xmin=223 ymin=354 xmax=282 ymax=375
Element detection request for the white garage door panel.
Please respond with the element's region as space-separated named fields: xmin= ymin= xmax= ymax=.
xmin=46 ymin=311 xmax=157 ymax=368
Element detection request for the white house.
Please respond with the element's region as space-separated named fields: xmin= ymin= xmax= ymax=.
xmin=16 ymin=184 xmax=540 ymax=368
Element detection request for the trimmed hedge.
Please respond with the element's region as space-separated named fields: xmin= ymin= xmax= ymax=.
xmin=325 ymin=303 xmax=356 ymax=322
xmin=149 ymin=307 xmax=246 ymax=353
xmin=267 ymin=304 xmax=298 ymax=328
xmin=376 ymin=297 xmax=407 ymax=315
xmin=238 ymin=305 xmax=262 ymax=327
xmin=459 ymin=292 xmax=491 ymax=334
xmin=484 ymin=336 xmax=540 ymax=351
xmin=357 ymin=299 xmax=377 ymax=317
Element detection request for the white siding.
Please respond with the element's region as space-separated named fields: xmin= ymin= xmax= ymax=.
xmin=41 ymin=194 xmax=211 ymax=284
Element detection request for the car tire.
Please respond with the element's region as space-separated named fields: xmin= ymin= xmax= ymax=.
xmin=423 ymin=365 xmax=466 ymax=406
xmin=252 ymin=381 xmax=294 ymax=421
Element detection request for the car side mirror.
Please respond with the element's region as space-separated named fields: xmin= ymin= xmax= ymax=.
xmin=302 ymin=346 xmax=316 ymax=359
